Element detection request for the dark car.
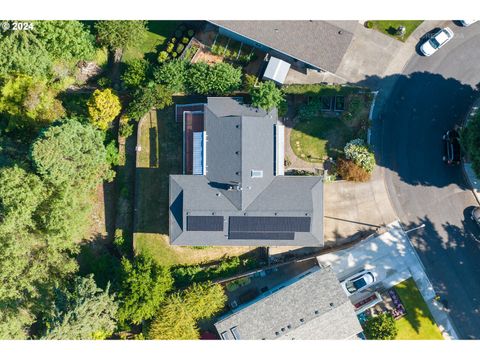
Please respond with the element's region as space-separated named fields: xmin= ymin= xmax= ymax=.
xmin=443 ymin=129 xmax=461 ymax=165
xmin=472 ymin=207 xmax=480 ymax=227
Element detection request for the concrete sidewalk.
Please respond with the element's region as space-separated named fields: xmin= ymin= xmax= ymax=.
xmin=317 ymin=221 xmax=458 ymax=340
xmin=462 ymin=98 xmax=480 ymax=205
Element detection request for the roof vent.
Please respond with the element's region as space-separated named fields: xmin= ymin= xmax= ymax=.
xmin=314 ymin=310 xmax=319 ymax=315
xmin=235 ymin=151 xmax=239 ymax=155
xmin=330 ymin=302 xmax=334 ymax=307
xmin=216 ymin=193 xmax=221 ymax=197
xmin=300 ymin=318 xmax=304 ymax=323
xmin=287 ymin=325 xmax=291 ymax=329
xmin=281 ymin=328 xmax=285 ymax=332
xmin=275 ymin=331 xmax=279 ymax=336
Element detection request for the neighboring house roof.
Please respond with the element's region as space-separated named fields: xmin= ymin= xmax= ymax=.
xmin=263 ymin=56 xmax=291 ymax=84
xmin=214 ymin=266 xmax=363 ymax=340
xmin=210 ymin=20 xmax=355 ymax=73
xmin=169 ymin=97 xmax=324 ymax=247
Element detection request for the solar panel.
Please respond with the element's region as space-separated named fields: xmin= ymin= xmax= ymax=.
xmin=187 ymin=216 xmax=224 ymax=231
xmin=229 ymin=232 xmax=294 ymax=240
xmin=229 ymin=216 xmax=311 ymax=233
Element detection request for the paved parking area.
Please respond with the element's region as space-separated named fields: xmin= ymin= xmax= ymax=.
xmin=317 ymin=221 xmax=458 ymax=339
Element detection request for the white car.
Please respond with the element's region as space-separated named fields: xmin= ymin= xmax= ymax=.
xmin=340 ymin=270 xmax=376 ymax=296
xmin=459 ymin=20 xmax=477 ymax=27
xmin=420 ymin=27 xmax=454 ymax=56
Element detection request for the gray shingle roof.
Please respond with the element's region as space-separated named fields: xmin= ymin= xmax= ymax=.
xmin=214 ymin=266 xmax=363 ymax=340
xmin=169 ymin=98 xmax=324 ymax=247
xmin=210 ymin=21 xmax=355 ymax=73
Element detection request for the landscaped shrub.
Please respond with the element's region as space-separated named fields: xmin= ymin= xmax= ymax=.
xmin=283 ymin=83 xmax=359 ymax=96
xmin=364 ymin=21 xmax=373 ymax=29
xmin=153 ymin=59 xmax=189 ymax=93
xmin=363 ymin=313 xmax=398 ymax=340
xmin=170 ymin=37 xmax=177 ymax=44
xmin=344 ymin=139 xmax=376 ymax=173
xmin=121 ymin=58 xmax=149 ymax=89
xmin=119 ymin=116 xmax=134 ymax=138
xmin=187 ymin=29 xmax=194 ymax=37
xmin=250 ymin=80 xmax=286 ymax=112
xmin=243 ymin=73 xmax=258 ymax=91
xmin=172 ymin=52 xmax=178 ymax=58
xmin=176 ymin=43 xmax=185 ymax=54
xmin=166 ymin=43 xmax=174 ymax=53
xmin=336 ymin=158 xmax=370 ymax=182
xmin=181 ymin=37 xmax=189 ymax=44
xmin=186 ymin=61 xmax=242 ymax=95
xmin=157 ymin=51 xmax=169 ymax=64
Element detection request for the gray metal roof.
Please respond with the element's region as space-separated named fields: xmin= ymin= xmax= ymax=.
xmin=214 ymin=266 xmax=363 ymax=340
xmin=211 ymin=21 xmax=355 ymax=73
xmin=169 ymin=98 xmax=324 ymax=247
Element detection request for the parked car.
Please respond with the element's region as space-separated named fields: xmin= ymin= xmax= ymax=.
xmin=443 ymin=129 xmax=461 ymax=165
xmin=420 ymin=27 xmax=454 ymax=56
xmin=472 ymin=207 xmax=480 ymax=227
xmin=340 ymin=270 xmax=375 ymax=296
xmin=459 ymin=20 xmax=477 ymax=27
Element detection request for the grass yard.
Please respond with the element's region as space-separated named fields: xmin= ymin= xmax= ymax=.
xmin=123 ymin=20 xmax=180 ymax=62
xmin=289 ymin=91 xmax=372 ymax=162
xmin=368 ymin=21 xmax=423 ymax=41
xmin=134 ymin=107 xmax=258 ymax=267
xmin=394 ymin=278 xmax=444 ymax=340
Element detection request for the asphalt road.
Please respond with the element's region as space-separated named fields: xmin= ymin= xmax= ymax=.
xmin=376 ymin=22 xmax=480 ymax=339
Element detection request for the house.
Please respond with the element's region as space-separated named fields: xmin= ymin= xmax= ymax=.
xmin=214 ymin=266 xmax=364 ymax=340
xmin=169 ymin=97 xmax=324 ymax=246
xmin=209 ymin=20 xmax=355 ymax=74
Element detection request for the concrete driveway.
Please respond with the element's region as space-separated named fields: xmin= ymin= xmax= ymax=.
xmin=324 ymin=166 xmax=396 ymax=245
xmin=317 ymin=221 xmax=457 ymax=339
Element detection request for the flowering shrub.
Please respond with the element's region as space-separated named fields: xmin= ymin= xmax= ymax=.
xmin=344 ymin=139 xmax=376 ymax=173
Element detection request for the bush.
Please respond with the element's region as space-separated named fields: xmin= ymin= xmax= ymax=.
xmin=461 ymin=114 xmax=480 ymax=177
xmin=186 ymin=62 xmax=242 ymax=95
xmin=187 ymin=29 xmax=194 ymax=37
xmin=250 ymin=81 xmax=286 ymax=112
xmin=176 ymin=43 xmax=185 ymax=54
xmin=126 ymin=84 xmax=173 ymax=120
xmin=170 ymin=37 xmax=177 ymax=44
xmin=336 ymin=158 xmax=370 ymax=182
xmin=166 ymin=43 xmax=174 ymax=53
xmin=363 ymin=313 xmax=398 ymax=340
xmin=97 ymin=77 xmax=111 ymax=89
xmin=344 ymin=139 xmax=376 ymax=173
xmin=181 ymin=37 xmax=190 ymax=44
xmin=121 ymin=58 xmax=149 ymax=89
xmin=153 ymin=59 xmax=188 ymax=93
xmin=171 ymin=52 xmax=178 ymax=58
xmin=364 ymin=21 xmax=373 ymax=29
xmin=283 ymin=83 xmax=358 ymax=96
xmin=157 ymin=51 xmax=169 ymax=63
xmin=243 ymin=74 xmax=258 ymax=91
xmin=87 ymin=88 xmax=122 ymax=131
xmin=105 ymin=140 xmax=120 ymax=167
xmin=119 ymin=117 xmax=134 ymax=138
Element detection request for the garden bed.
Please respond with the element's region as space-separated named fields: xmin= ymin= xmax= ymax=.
xmin=289 ymin=89 xmax=372 ymax=163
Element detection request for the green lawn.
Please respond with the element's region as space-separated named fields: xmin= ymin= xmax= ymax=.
xmin=134 ymin=108 xmax=259 ymax=267
xmin=394 ymin=278 xmax=444 ymax=340
xmin=123 ymin=20 xmax=180 ymax=62
xmin=289 ymin=92 xmax=371 ymax=163
xmin=368 ymin=21 xmax=423 ymax=41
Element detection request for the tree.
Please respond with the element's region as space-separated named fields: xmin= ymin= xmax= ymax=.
xmin=147 ymin=293 xmax=200 ymax=340
xmin=182 ymin=282 xmax=226 ymax=320
xmin=117 ymin=255 xmax=173 ymax=325
xmin=87 ymin=88 xmax=122 ymax=131
xmin=122 ymin=59 xmax=149 ymax=89
xmin=344 ymin=139 xmax=376 ymax=174
xmin=126 ymin=84 xmax=173 ymax=120
xmin=0 ymin=31 xmax=52 ymax=77
xmin=95 ymin=21 xmax=147 ymax=51
xmin=31 ymin=21 xmax=95 ymax=62
xmin=461 ymin=114 xmax=480 ymax=177
xmin=186 ymin=62 xmax=242 ymax=95
xmin=0 ymin=306 xmax=34 ymax=340
xmin=31 ymin=119 xmax=110 ymax=189
xmin=250 ymin=80 xmax=285 ymax=112
xmin=42 ymin=275 xmax=118 ymax=340
xmin=153 ymin=59 xmax=189 ymax=93
xmin=147 ymin=282 xmax=226 ymax=340
xmin=363 ymin=313 xmax=398 ymax=340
